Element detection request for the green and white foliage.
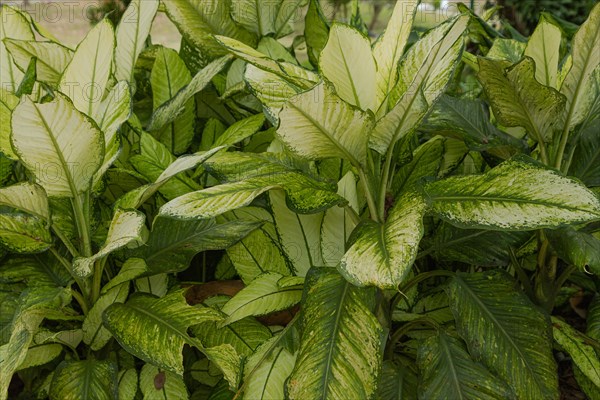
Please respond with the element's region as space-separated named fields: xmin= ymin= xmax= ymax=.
xmin=2 ymin=1 xmax=600 ymax=399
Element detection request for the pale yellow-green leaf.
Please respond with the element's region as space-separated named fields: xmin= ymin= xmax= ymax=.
xmin=0 ymin=5 xmax=34 ymax=92
xmin=140 ymin=364 xmax=188 ymax=400
xmin=83 ymin=283 xmax=129 ymax=351
xmin=560 ymin=3 xmax=600 ymax=130
xmin=17 ymin=343 xmax=62 ymax=371
xmin=244 ymin=345 xmax=297 ymax=400
xmin=320 ymin=23 xmax=377 ymax=111
xmin=0 ymin=88 xmax=19 ymax=159
xmin=101 ymin=258 xmax=147 ymax=295
xmin=373 ymin=0 xmax=418 ymax=111
xmin=3 ymin=39 xmax=73 ymax=86
xmin=424 ymin=156 xmax=600 ymax=230
xmin=59 ymin=19 xmax=115 ymax=117
xmin=231 ymin=0 xmax=307 ymax=38
xmin=339 ymin=191 xmax=426 ymax=288
xmin=11 ymin=94 xmax=104 ymax=197
xmin=115 ymin=0 xmax=159 ymax=82
xmin=117 ymin=369 xmax=138 ymax=400
xmin=74 ymin=209 xmax=146 ymax=277
xmin=524 ymin=15 xmax=561 ymax=88
xmin=204 ymin=344 xmax=242 ymax=390
xmin=0 ymin=212 xmax=52 ymax=253
xmin=50 ymin=359 xmax=118 ymax=400
xmin=278 ymin=82 xmax=373 ymax=167
xmin=0 ymin=182 xmax=49 ymax=221
xmin=135 ymin=274 xmax=168 ymax=297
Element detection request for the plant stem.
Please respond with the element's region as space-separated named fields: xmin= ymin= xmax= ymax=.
xmin=358 ymin=168 xmax=381 ymax=223
xmin=344 ymin=204 xmax=361 ymax=226
xmin=71 ymin=193 xmax=92 ymax=258
xmin=91 ymin=258 xmax=107 ymax=304
xmin=71 ymin=288 xmax=89 ymax=315
xmin=378 ymin=142 xmax=396 ymax=218
xmin=51 ymin=226 xmax=80 ymax=258
xmin=385 ymin=317 xmax=439 ymax=359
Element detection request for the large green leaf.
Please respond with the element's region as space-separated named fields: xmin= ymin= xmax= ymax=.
xmin=117 ymin=369 xmax=138 ymax=400
xmin=377 ymin=360 xmax=418 ymax=400
xmin=372 ymin=0 xmax=416 ymax=111
xmin=560 ymin=3 xmax=600 ymax=130
xmin=231 ymin=0 xmax=307 ymax=38
xmin=423 ymin=156 xmax=600 ymax=230
xmin=82 ymin=283 xmax=129 ymax=351
xmin=59 ymin=19 xmax=114 ymax=117
xmin=320 ymin=23 xmax=377 ymax=111
xmin=3 ymin=39 xmax=72 ymax=86
xmin=588 ymin=295 xmax=600 ymax=343
xmin=552 ymin=317 xmax=600 ymax=388
xmin=103 ymin=290 xmax=221 ymax=375
xmin=339 ymin=191 xmax=426 ymax=288
xmin=448 ymin=270 xmax=559 ymax=399
xmin=139 ymin=364 xmax=189 ymax=400
xmin=162 ymin=0 xmax=256 ymax=63
xmin=150 ymin=46 xmax=194 ymax=155
xmin=477 ymin=57 xmax=566 ymax=143
xmin=524 ymin=15 xmax=561 ymax=88
xmin=277 ymin=82 xmax=373 ymax=167
xmin=546 ymin=228 xmax=600 ymax=274
xmin=114 ymin=0 xmax=159 ymax=82
xmin=417 ymin=331 xmax=514 ymax=399
xmin=287 ymin=268 xmax=383 ymax=399
xmin=304 ymin=0 xmax=329 ymax=66
xmin=50 ymin=359 xmax=118 ymax=400
xmin=0 ymin=212 xmax=52 ymax=254
xmin=0 ymin=5 xmax=34 ymax=92
xmin=148 ymin=55 xmax=232 ymax=132
xmin=391 ymin=136 xmax=444 ymax=197
xmin=133 ymin=216 xmax=261 ymax=275
xmin=221 ymin=273 xmax=303 ymax=325
xmin=74 ymin=209 xmax=146 ymax=277
xmin=569 ymin=85 xmax=600 ymax=186
xmin=11 ymin=93 xmax=104 ymax=197
xmin=0 ymin=254 xmax=71 ymax=289
xmin=370 ymin=15 xmax=468 ymax=154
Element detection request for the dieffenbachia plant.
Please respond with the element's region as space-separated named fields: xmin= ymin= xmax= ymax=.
xmin=0 ymin=0 xmax=599 ymax=399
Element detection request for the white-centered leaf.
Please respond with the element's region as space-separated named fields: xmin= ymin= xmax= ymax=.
xmin=560 ymin=3 xmax=600 ymax=130
xmin=74 ymin=209 xmax=146 ymax=277
xmin=373 ymin=0 xmax=417 ymax=110
xmin=320 ymin=23 xmax=377 ymax=111
xmin=448 ymin=270 xmax=559 ymax=399
xmin=477 ymin=57 xmax=566 ymax=143
xmin=339 ymin=191 xmax=426 ymax=289
xmin=231 ymin=0 xmax=307 ymax=38
xmin=11 ymin=93 xmax=104 ymax=197
xmin=0 ymin=183 xmax=49 ymax=221
xmin=0 ymin=6 xmax=34 ymax=92
xmin=103 ymin=291 xmax=221 ymax=375
xmin=221 ymin=273 xmax=303 ymax=325
xmin=59 ymin=19 xmax=115 ymax=117
xmin=524 ymin=15 xmax=561 ymax=87
xmin=417 ymin=331 xmax=514 ymax=399
xmin=82 ymin=283 xmax=129 ymax=351
xmin=424 ymin=156 xmax=600 ymax=230
xmin=50 ymin=359 xmax=118 ymax=400
xmin=288 ymin=268 xmax=383 ymax=399
xmin=370 ymin=15 xmax=468 ymax=154
xmin=115 ymin=0 xmax=159 ymax=82
xmin=278 ymin=82 xmax=373 ymax=167
xmin=0 ymin=88 xmax=19 ymax=159
xmin=552 ymin=317 xmax=600 ymax=388
xmin=150 ymin=46 xmax=194 ymax=155
xmin=3 ymin=39 xmax=73 ymax=86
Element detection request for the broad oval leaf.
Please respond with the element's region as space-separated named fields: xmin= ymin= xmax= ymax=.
xmin=4 ymin=39 xmax=73 ymax=86
xmin=11 ymin=93 xmax=104 ymax=197
xmin=118 ymin=369 xmax=138 ymax=400
xmin=103 ymin=290 xmax=221 ymax=375
xmin=339 ymin=191 xmax=426 ymax=289
xmin=140 ymin=364 xmax=189 ymax=400
xmin=82 ymin=283 xmax=129 ymax=351
xmin=320 ymin=23 xmax=377 ymax=111
xmin=231 ymin=0 xmax=307 ymax=38
xmin=0 ymin=89 xmax=19 ymax=159
xmin=287 ymin=268 xmax=383 ymax=400
xmin=0 ymin=212 xmax=52 ymax=254
xmin=59 ymin=19 xmax=115 ymax=117
xmin=417 ymin=331 xmax=514 ymax=399
xmin=244 ymin=342 xmax=297 ymax=400
xmin=0 ymin=183 xmax=49 ymax=221
xmin=524 ymin=15 xmax=561 ymax=88
xmin=278 ymin=82 xmax=373 ymax=167
xmin=0 ymin=5 xmax=35 ymax=92
xmin=114 ymin=0 xmax=159 ymax=82
xmin=424 ymin=156 xmax=600 ymax=230
xmin=221 ymin=273 xmax=303 ymax=325
xmin=50 ymin=359 xmax=118 ymax=400
xmin=448 ymin=270 xmax=559 ymax=399
xmin=546 ymin=228 xmax=600 ymax=274
xmin=377 ymin=360 xmax=418 ymax=400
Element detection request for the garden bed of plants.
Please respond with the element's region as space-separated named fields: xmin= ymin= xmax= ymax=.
xmin=0 ymin=0 xmax=599 ymax=399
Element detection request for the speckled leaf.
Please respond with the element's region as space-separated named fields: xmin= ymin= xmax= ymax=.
xmin=0 ymin=89 xmax=19 ymax=160
xmin=0 ymin=211 xmax=52 ymax=253
xmin=448 ymin=270 xmax=559 ymax=399
xmin=139 ymin=363 xmax=188 ymax=400
xmin=103 ymin=291 xmax=222 ymax=375
xmin=287 ymin=268 xmax=382 ymax=400
xmin=391 ymin=137 xmax=444 ymax=196
xmin=203 ymin=344 xmax=242 ymax=390
xmin=0 ymin=183 xmax=49 ymax=223
xmin=552 ymin=317 xmax=600 ymax=387
xmin=59 ymin=19 xmax=114 ymax=117
xmin=114 ymin=0 xmax=159 ymax=82
xmin=50 ymin=359 xmax=118 ymax=400
xmin=477 ymin=57 xmax=566 ymax=143
xmin=418 ymin=331 xmax=514 ymax=399
xmin=4 ymin=39 xmax=72 ymax=86
xmin=221 ymin=273 xmax=303 ymax=325
xmin=101 ymin=258 xmax=147 ymax=295
xmin=244 ymin=344 xmax=297 ymax=400
xmin=546 ymin=228 xmax=600 ymax=274
xmin=278 ymin=82 xmax=373 ymax=167
xmin=339 ymin=191 xmax=426 ymax=289
xmin=424 ymin=156 xmax=600 ymax=230
xmin=11 ymin=94 xmax=104 ymax=197
xmin=213 ymin=113 xmax=265 ymax=147
xmin=82 ymin=283 xmax=129 ymax=351
xmin=320 ymin=23 xmax=377 ymax=111
xmin=524 ymin=15 xmax=561 ymax=87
